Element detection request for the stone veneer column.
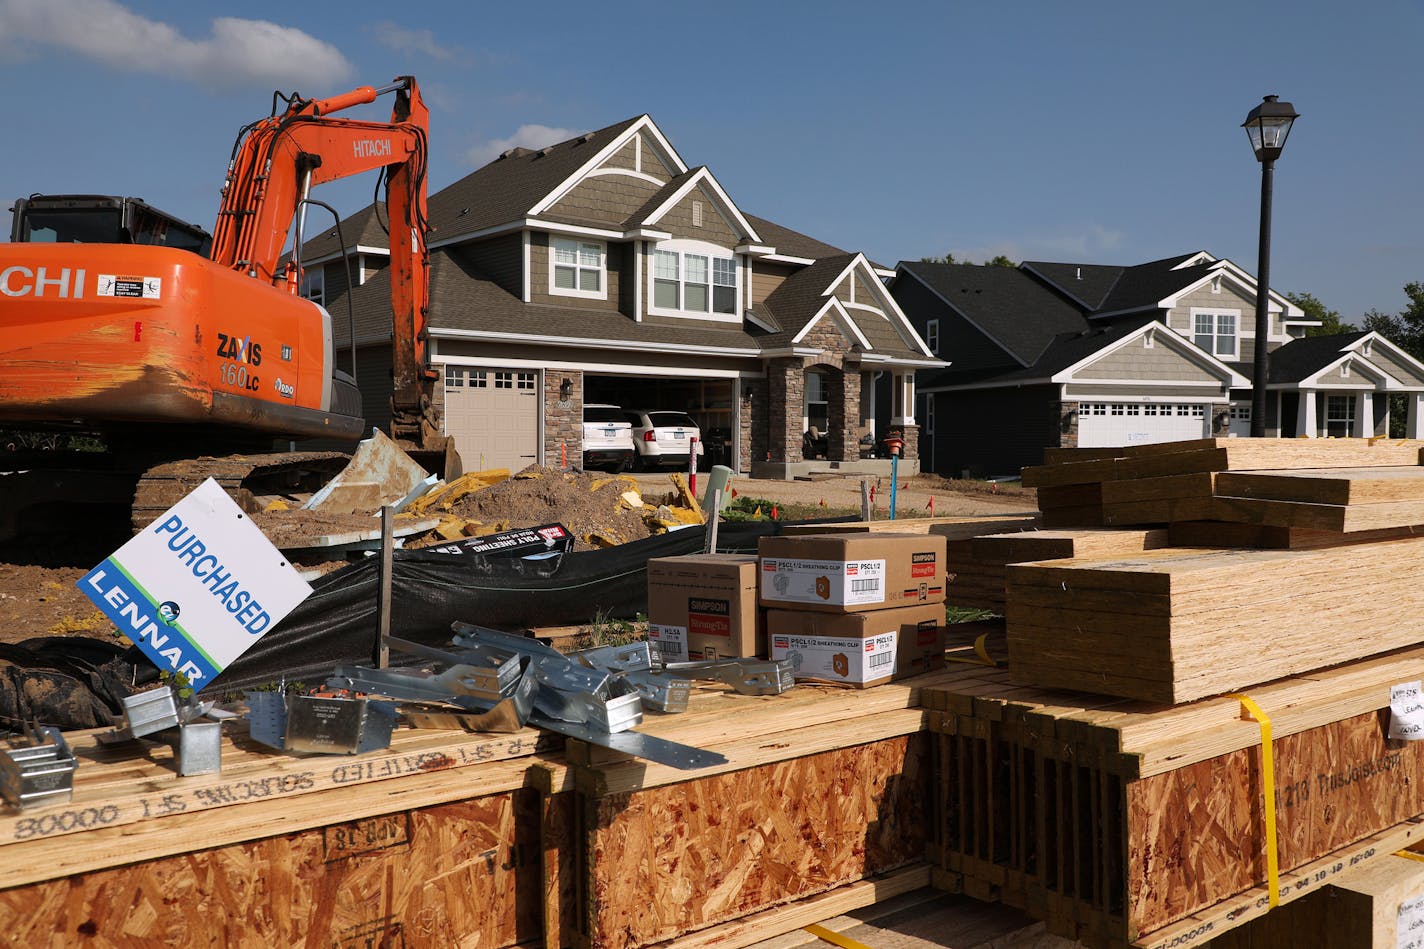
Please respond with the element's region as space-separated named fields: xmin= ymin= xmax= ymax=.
xmin=544 ymin=370 xmax=582 ymax=469
xmin=827 ymin=368 xmax=861 ymax=462
xmin=1059 ymin=401 xmax=1079 ymax=448
xmin=896 ymin=423 xmax=919 ymax=461
xmin=767 ymin=359 xmax=804 ymax=463
xmin=739 ymin=380 xmax=767 ymax=472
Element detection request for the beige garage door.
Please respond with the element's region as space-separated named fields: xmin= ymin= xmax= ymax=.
xmin=443 ymin=367 xmax=540 ymax=472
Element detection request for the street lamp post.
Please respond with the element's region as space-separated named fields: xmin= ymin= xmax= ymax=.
xmin=1242 ymin=95 xmax=1298 ymax=438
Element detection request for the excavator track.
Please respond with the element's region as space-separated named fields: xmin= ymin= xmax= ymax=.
xmin=131 ymin=452 xmax=352 ymax=532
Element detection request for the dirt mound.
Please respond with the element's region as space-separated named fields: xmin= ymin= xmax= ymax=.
xmin=443 ymin=466 xmax=657 ymax=550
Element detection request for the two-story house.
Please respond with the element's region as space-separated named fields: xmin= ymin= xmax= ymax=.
xmin=298 ymin=115 xmax=942 ymax=477
xmin=891 ymin=253 xmax=1424 ymax=477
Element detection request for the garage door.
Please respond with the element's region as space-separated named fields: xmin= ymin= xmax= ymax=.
xmin=1076 ymin=402 xmax=1208 ymax=448
xmin=443 ymin=367 xmax=540 ymax=472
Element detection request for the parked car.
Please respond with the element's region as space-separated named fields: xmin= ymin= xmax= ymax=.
xmin=582 ymin=404 xmax=635 ymax=471
xmin=625 ymin=410 xmax=705 ymax=471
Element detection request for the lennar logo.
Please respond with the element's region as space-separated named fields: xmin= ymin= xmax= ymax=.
xmin=274 ymin=378 xmax=295 ymax=398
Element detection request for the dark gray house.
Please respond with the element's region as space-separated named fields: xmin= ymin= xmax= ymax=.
xmin=890 ymin=253 xmax=1424 ymax=477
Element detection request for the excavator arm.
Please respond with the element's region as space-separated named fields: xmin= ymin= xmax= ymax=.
xmin=209 ymin=77 xmax=446 ymax=464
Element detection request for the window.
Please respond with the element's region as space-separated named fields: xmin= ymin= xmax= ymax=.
xmin=300 ymin=268 xmax=324 ymax=306
xmin=650 ymin=244 xmax=738 ymax=317
xmin=1327 ymin=395 xmax=1355 ymax=437
xmin=923 ymin=395 xmax=935 ymax=435
xmin=1192 ymin=309 xmax=1239 ymax=358
xmin=444 ymin=367 xmax=487 ymax=390
xmin=551 ymin=237 xmax=605 ymax=298
xmin=926 ymin=319 xmax=940 ymax=354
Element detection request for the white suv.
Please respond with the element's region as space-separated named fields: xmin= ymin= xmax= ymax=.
xmin=625 ymin=410 xmax=705 ymax=471
xmin=582 ymin=404 xmax=635 ymax=471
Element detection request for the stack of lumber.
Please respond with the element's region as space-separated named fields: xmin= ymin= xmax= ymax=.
xmin=921 ymin=644 xmax=1424 ymax=949
xmin=1004 ymin=534 xmax=1424 ymax=703
xmin=940 ymin=527 xmax=1166 ymax=612
xmin=1024 ymin=438 xmax=1424 ymax=529
xmin=0 ymin=664 xmax=958 ymax=949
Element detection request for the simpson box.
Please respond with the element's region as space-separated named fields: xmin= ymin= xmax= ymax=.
xmin=647 ymin=554 xmax=762 ymax=663
xmin=757 ymin=533 xmax=947 ymax=612
xmin=767 ymin=603 xmax=945 ymax=688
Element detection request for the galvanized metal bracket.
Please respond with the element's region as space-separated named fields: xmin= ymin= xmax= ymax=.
xmin=0 ymin=721 xmax=78 ymax=810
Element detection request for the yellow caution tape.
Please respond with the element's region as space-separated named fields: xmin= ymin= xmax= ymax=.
xmin=802 ymin=923 xmax=875 ymax=949
xmin=1230 ymin=693 xmax=1279 ymax=907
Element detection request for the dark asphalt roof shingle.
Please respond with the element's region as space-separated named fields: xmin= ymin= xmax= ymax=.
xmin=1266 ymin=332 xmax=1369 ymax=384
xmin=897 ymin=261 xmax=1087 ymax=366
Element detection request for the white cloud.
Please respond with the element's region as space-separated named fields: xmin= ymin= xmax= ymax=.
xmin=1031 ymin=224 xmax=1125 ymax=259
xmin=465 ymin=124 xmax=582 ymax=168
xmin=370 ymin=22 xmax=457 ymax=61
xmin=0 ymin=0 xmax=354 ymax=90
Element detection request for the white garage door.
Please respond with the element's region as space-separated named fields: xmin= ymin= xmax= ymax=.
xmin=443 ymin=367 xmax=540 ymax=472
xmin=1076 ymin=402 xmax=1209 ymax=448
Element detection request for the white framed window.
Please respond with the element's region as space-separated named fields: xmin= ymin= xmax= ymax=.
xmin=923 ymin=394 xmax=935 ymax=435
xmin=648 ymin=240 xmax=738 ymax=319
xmin=444 ymin=367 xmax=487 ymax=390
xmin=926 ymin=319 xmax=940 ymax=354
xmin=550 ymin=237 xmax=605 ymax=299
xmin=300 ymin=268 xmax=324 ymax=306
xmin=1191 ymin=308 xmax=1240 ymax=359
xmin=1326 ymin=395 xmax=1355 ymax=436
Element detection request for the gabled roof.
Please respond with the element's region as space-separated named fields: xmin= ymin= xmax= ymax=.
xmin=1093 ymin=255 xmax=1217 ymax=315
xmin=895 ymin=261 xmax=1087 ymax=366
xmin=744 ymin=214 xmax=849 ymax=261
xmin=425 ymin=116 xmax=645 ymax=243
xmin=756 ymin=254 xmax=858 ymax=349
xmin=1018 ymin=261 xmax=1124 ymax=311
xmin=1267 ymin=331 xmax=1370 ymax=384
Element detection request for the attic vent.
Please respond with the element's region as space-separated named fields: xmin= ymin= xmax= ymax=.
xmin=579 ymin=132 xmax=594 ymax=143
xmin=499 ymin=146 xmax=535 ymax=160
xmin=458 ymin=208 xmax=469 ymax=217
xmin=692 ymin=201 xmax=703 ymax=228
xmin=537 ymin=146 xmax=553 ymax=157
xmin=1075 ymin=267 xmax=1081 ymax=280
xmin=1211 ymin=276 xmax=1222 ymax=294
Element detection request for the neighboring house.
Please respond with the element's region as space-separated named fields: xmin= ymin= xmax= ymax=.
xmin=891 ymin=252 xmax=1424 ymax=477
xmin=297 ymin=115 xmax=942 ymax=476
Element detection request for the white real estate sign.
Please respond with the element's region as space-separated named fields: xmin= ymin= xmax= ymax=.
xmin=77 ymin=478 xmax=313 ymax=691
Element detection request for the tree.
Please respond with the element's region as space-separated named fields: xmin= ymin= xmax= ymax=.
xmin=985 ymin=255 xmax=1017 ymax=268
xmin=920 ymin=253 xmax=957 ymax=265
xmin=1285 ymin=291 xmax=1355 ymax=338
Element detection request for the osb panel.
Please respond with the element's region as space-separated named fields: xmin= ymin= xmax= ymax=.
xmin=1128 ymin=710 xmax=1421 ymax=935
xmin=0 ymin=791 xmax=545 ymax=948
xmin=585 ymin=735 xmax=928 ymax=949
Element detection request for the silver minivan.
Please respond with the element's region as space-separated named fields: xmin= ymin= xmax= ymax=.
xmin=582 ymin=404 xmax=635 ymax=471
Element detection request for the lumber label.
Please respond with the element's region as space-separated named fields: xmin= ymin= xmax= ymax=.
xmin=323 ymin=813 xmax=412 ymax=862
xmin=0 ymin=728 xmax=555 ymax=846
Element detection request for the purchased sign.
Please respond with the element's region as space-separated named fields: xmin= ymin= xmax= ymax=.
xmin=77 ymin=478 xmax=312 ymax=691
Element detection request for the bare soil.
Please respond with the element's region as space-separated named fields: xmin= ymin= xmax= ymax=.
xmin=0 ymin=472 xmax=1034 ymax=648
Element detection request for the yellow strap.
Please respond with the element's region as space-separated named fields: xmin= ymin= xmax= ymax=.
xmin=946 ymin=632 xmax=1000 ymax=667
xmin=803 ymin=924 xmax=875 ymax=949
xmin=1395 ymin=850 xmax=1424 ymax=864
xmin=1230 ymin=693 xmax=1279 ymax=907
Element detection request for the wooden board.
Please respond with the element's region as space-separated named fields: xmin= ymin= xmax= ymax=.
xmin=920 ymin=659 xmax=1424 ymax=949
xmin=1208 ymin=494 xmax=1424 ymax=532
xmin=1022 ymin=438 xmax=1424 ymax=489
xmin=1215 ymin=466 xmax=1424 ymax=506
xmin=1004 ymin=536 xmax=1424 ymax=703
xmin=784 ymin=515 xmax=1040 ymax=537
xmin=578 ymin=735 xmax=931 ymax=949
xmin=1167 ymin=521 xmax=1424 ymax=550
xmin=0 ymin=790 xmax=552 ymax=948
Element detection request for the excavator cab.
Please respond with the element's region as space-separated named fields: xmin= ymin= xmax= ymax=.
xmin=11 ymin=194 xmax=212 ymax=255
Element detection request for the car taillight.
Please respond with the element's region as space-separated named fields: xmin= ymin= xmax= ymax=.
xmin=643 ymin=430 xmax=656 ymax=442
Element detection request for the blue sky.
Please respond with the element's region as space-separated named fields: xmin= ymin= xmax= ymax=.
xmin=2 ymin=0 xmax=1421 ymax=320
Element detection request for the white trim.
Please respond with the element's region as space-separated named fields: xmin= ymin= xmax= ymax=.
xmin=624 ymin=226 xmax=672 ymax=240
xmin=1298 ymin=352 xmax=1395 ymax=389
xmin=843 ymin=301 xmax=885 ymax=316
xmin=1347 ymin=331 xmax=1424 ymax=384
xmin=429 ymin=218 xmax=624 ymax=250
xmin=435 ymin=351 xmax=750 ymax=379
xmin=1173 ymin=251 xmax=1217 ymax=269
xmin=1188 ymin=306 xmax=1242 ymax=361
xmin=1069 ymin=378 xmax=1236 ymax=389
xmin=836 ymin=255 xmax=936 ymax=358
xmin=548 ymin=236 xmax=608 ymax=301
xmin=528 ymin=116 xmax=688 ymax=217
xmin=736 ymin=243 xmax=776 ymax=257
xmin=301 ymin=244 xmax=391 ymax=268
xmin=429 ymin=326 xmax=762 ymax=357
xmin=744 ymin=308 xmax=779 ymax=333
xmin=635 ymin=167 xmax=761 ymax=243
xmin=854 ymin=353 xmax=948 ymax=368
xmin=646 ymin=239 xmax=742 ymax=322
xmin=586 ymin=167 xmax=665 ymax=187
xmin=762 ymin=253 xmax=817 ymax=266
xmin=1050 ymin=319 xmax=1251 ymax=388
xmin=1069 ymin=394 xmax=1231 ymax=405
xmin=633 ymin=240 xmax=643 ymax=323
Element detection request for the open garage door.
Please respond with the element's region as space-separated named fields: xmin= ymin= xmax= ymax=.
xmin=1076 ymin=401 xmax=1209 ymax=448
xmin=586 ymin=375 xmax=736 ymax=470
xmin=443 ymin=367 xmax=540 ymax=472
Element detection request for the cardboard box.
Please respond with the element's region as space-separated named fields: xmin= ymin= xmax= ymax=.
xmin=757 ymin=532 xmax=947 ymax=613
xmin=767 ymin=603 xmax=945 ymax=688
xmin=647 ymin=554 xmax=762 ymax=663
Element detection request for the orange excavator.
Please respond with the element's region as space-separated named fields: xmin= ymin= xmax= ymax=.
xmin=0 ymin=76 xmax=457 ymax=541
